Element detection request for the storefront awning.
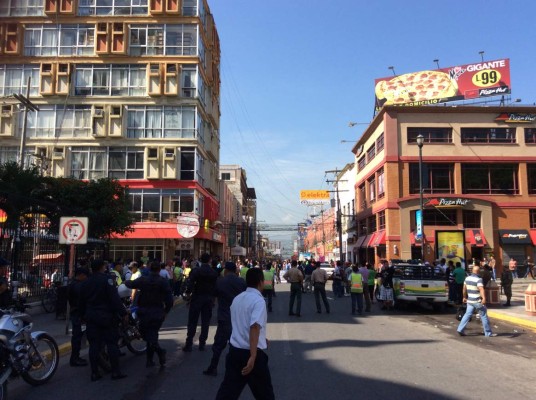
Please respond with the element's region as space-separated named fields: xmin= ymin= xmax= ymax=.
xmin=531 ymin=230 xmax=536 ymax=246
xmin=355 ymin=235 xmax=367 ymax=248
xmin=372 ymin=230 xmax=386 ymax=246
xmin=112 ymin=223 xmax=183 ymax=239
xmin=499 ymin=229 xmax=532 ymax=245
xmin=466 ymin=229 xmax=488 ymax=247
xmin=361 ymin=234 xmax=374 ymax=248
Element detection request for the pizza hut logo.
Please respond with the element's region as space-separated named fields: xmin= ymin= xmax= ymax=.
xmin=448 ymin=66 xmax=466 ymax=81
xmin=424 ymin=198 xmax=470 ymax=207
xmin=495 ymin=113 xmax=536 ymax=123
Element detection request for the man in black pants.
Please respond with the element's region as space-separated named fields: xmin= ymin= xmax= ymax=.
xmin=79 ymin=259 xmax=128 ymax=382
xmin=203 ymin=262 xmax=246 ymax=376
xmin=183 ymin=253 xmax=219 ymax=351
xmin=215 ymin=268 xmax=275 ymax=400
xmin=311 ymin=261 xmax=330 ymax=313
xmin=68 ymin=267 xmax=89 ymax=367
xmin=283 ymin=260 xmax=304 ymax=316
xmin=125 ymin=261 xmax=173 ymax=367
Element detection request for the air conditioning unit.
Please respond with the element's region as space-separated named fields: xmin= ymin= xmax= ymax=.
xmin=163 ymin=148 xmax=175 ymax=160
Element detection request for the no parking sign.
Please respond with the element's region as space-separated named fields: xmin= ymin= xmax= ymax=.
xmin=59 ymin=217 xmax=88 ymax=245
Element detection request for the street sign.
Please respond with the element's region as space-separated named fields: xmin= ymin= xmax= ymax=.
xmin=176 ymin=213 xmax=200 ymax=238
xmin=59 ymin=217 xmax=88 ymax=244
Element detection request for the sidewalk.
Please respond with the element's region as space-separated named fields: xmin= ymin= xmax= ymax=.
xmin=486 ymin=279 xmax=536 ymax=331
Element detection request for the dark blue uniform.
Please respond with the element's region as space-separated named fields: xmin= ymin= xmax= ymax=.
xmin=184 ymin=263 xmax=219 ymax=350
xmin=68 ymin=278 xmax=85 ymax=365
xmin=125 ymin=272 xmax=173 ymax=366
xmin=79 ymin=271 xmax=127 ymax=378
xmin=205 ymin=273 xmax=246 ymax=374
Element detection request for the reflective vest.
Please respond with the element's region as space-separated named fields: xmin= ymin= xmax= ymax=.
xmin=240 ymin=267 xmax=249 ymax=280
xmin=111 ymin=269 xmax=122 ymax=286
xmin=350 ymin=273 xmax=363 ymax=293
xmin=263 ymin=270 xmax=274 ymax=290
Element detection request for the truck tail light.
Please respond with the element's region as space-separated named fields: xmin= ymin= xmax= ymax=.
xmin=445 ymin=282 xmax=449 ymax=294
xmin=400 ymin=282 xmax=405 ymax=294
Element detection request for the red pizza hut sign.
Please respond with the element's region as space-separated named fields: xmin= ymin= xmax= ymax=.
xmin=374 ymin=58 xmax=511 ymax=112
xmin=495 ymin=113 xmax=536 ymax=123
xmin=425 ymin=198 xmax=471 ymax=208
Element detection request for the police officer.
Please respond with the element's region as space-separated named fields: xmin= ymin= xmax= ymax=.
xmin=68 ymin=266 xmax=89 ymax=367
xmin=203 ymin=261 xmax=246 ymax=376
xmin=79 ymin=259 xmax=128 ymax=382
xmin=182 ymin=253 xmax=219 ymax=352
xmin=125 ymin=261 xmax=173 ymax=367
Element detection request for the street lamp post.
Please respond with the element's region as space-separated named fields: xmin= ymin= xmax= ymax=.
xmin=416 ymin=134 xmax=425 ymax=262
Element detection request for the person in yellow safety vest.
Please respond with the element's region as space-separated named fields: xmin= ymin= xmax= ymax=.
xmin=269 ymin=262 xmax=277 ymax=298
xmin=349 ymin=265 xmax=364 ymax=315
xmin=263 ymin=264 xmax=275 ymax=312
xmin=111 ymin=263 xmax=123 ymax=286
xmin=239 ymin=264 xmax=249 ymax=280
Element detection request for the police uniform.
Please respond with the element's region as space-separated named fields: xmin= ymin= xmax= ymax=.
xmin=125 ymin=270 xmax=173 ymax=366
xmin=183 ymin=262 xmax=219 ymax=351
xmin=68 ymin=269 xmax=88 ymax=367
xmin=79 ymin=269 xmax=127 ymax=381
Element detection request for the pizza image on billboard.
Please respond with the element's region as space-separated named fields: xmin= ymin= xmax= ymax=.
xmin=374 ymin=58 xmax=511 ymax=110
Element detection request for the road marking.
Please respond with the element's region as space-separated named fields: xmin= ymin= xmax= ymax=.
xmin=281 ymin=323 xmax=293 ymax=356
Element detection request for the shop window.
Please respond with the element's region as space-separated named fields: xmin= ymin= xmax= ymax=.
xmin=460 ymin=128 xmax=516 ymax=144
xmin=462 ymin=164 xmax=519 ymax=195
xmin=463 ymin=210 xmax=481 ymax=229
xmin=530 ymin=210 xmax=536 ymax=229
xmin=408 ymin=127 xmax=452 ymax=143
xmin=413 ymin=209 xmax=457 ymax=227
xmin=409 ymin=163 xmax=454 ymax=194
xmin=525 ymin=128 xmax=536 ymax=144
xmin=378 ymin=210 xmax=386 ymax=230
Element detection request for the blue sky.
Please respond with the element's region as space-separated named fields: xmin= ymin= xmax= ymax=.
xmin=209 ymin=0 xmax=536 ymax=245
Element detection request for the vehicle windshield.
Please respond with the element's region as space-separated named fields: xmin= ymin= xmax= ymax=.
xmin=394 ymin=265 xmax=446 ymax=280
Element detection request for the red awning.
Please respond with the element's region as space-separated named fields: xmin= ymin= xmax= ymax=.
xmin=530 ymin=230 xmax=536 ymax=246
xmin=362 ymin=233 xmax=376 ymax=248
xmin=372 ymin=230 xmax=386 ymax=246
xmin=112 ymin=223 xmax=183 ymax=239
xmin=355 ymin=235 xmax=367 ymax=248
xmin=466 ymin=229 xmax=488 ymax=247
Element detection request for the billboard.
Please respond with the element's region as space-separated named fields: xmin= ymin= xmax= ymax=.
xmin=375 ymin=58 xmax=511 ymax=112
xmin=436 ymin=231 xmax=466 ymax=269
xmin=300 ymin=190 xmax=330 ymax=206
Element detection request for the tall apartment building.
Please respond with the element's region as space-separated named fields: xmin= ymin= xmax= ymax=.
xmin=0 ymin=0 xmax=222 ymax=262
xmin=351 ymin=105 xmax=536 ymax=270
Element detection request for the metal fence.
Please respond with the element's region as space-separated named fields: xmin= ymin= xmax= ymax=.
xmin=0 ymin=221 xmax=108 ymax=301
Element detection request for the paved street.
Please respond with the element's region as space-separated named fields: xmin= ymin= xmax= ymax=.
xmin=9 ymin=284 xmax=536 ymax=400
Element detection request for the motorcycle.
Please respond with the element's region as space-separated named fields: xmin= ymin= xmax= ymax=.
xmin=0 ymin=295 xmax=59 ymax=399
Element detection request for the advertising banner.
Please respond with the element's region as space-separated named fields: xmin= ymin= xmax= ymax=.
xmin=436 ymin=231 xmax=466 ymax=269
xmin=375 ymin=58 xmax=511 ymax=112
xmin=415 ymin=210 xmax=423 ymax=239
xmin=300 ymin=190 xmax=330 ymax=206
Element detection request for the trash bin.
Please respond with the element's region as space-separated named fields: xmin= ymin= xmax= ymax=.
xmin=485 ymin=280 xmax=500 ymax=306
xmin=55 ymin=285 xmax=68 ymax=320
xmin=525 ymin=284 xmax=536 ymax=316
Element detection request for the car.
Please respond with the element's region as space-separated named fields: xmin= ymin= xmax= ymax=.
xmin=319 ymin=263 xmax=334 ymax=279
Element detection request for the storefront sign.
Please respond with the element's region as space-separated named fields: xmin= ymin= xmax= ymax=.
xmin=498 ymin=229 xmax=532 ymax=244
xmin=374 ymin=58 xmax=511 ymax=113
xmin=495 ymin=113 xmax=536 ymax=123
xmin=436 ymin=231 xmax=466 ymax=269
xmin=425 ymin=198 xmax=471 ymax=208
xmin=300 ymin=190 xmax=330 ymax=206
xmin=176 ymin=213 xmax=200 ymax=238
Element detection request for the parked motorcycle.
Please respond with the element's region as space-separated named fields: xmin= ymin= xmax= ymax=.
xmin=0 ymin=295 xmax=59 ymax=399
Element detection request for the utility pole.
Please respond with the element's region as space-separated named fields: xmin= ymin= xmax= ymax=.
xmin=13 ymin=76 xmax=39 ymax=168
xmin=326 ymin=169 xmax=348 ymax=263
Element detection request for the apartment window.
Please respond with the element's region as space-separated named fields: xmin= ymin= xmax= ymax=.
xmin=78 ymin=0 xmax=148 ymax=16
xmin=24 ymin=25 xmax=95 ymax=56
xmin=377 ymin=168 xmax=385 ymax=198
xmin=161 ymin=189 xmax=195 ymax=221
xmin=525 ymin=128 xmax=536 ymax=144
xmin=22 ymin=105 xmax=92 ymax=138
xmin=180 ymin=147 xmax=195 ymax=180
xmin=75 ymin=64 xmax=146 ymax=96
xmin=182 ymin=0 xmax=198 ymax=16
xmin=358 ymin=219 xmax=367 ymax=236
xmin=368 ymin=215 xmax=377 ymax=233
xmin=126 ymin=106 xmax=196 ymax=139
xmin=408 ymin=127 xmax=452 ymax=143
xmin=71 ymin=147 xmax=107 ymax=180
xmin=221 ymin=173 xmax=231 ymax=181
xmin=530 ymin=210 xmax=536 ymax=229
xmin=463 ymin=210 xmax=481 ymax=229
xmin=410 ymin=163 xmax=454 ymax=194
xmin=368 ymin=177 xmax=376 ymax=204
xmin=366 ymin=144 xmax=376 ymax=162
xmin=378 ymin=210 xmax=386 ymax=230
xmin=359 ymin=184 xmax=366 ymax=210
xmin=460 ymin=128 xmax=516 ymax=144
xmin=0 ymin=147 xmax=18 ymax=164
xmin=528 ymin=164 xmax=536 ymax=195
xmin=358 ymin=156 xmax=366 ymax=171
xmin=462 ymin=164 xmax=519 ymax=195
xmin=414 ymin=209 xmax=457 ymax=227
xmin=0 ymin=0 xmax=44 ymax=16
xmin=351 ymin=199 xmax=355 ymax=217
xmin=129 ymin=24 xmax=198 ymax=56
xmin=108 ymin=147 xmax=144 ymax=179
xmin=376 ymin=132 xmax=385 ymax=152
xmin=128 ymin=188 xmax=195 ymax=223
xmin=181 ymin=65 xmax=197 ymax=98
xmin=0 ymin=65 xmax=39 ymax=96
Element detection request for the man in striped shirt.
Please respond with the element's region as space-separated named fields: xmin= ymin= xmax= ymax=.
xmin=457 ymin=265 xmax=497 ymax=337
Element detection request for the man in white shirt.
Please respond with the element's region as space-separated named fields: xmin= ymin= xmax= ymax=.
xmin=215 ymin=268 xmax=275 ymax=400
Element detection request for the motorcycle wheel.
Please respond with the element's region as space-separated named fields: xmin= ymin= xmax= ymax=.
xmin=0 ymin=380 xmax=7 ymax=400
xmin=125 ymin=327 xmax=147 ymax=355
xmin=21 ymin=333 xmax=59 ymax=386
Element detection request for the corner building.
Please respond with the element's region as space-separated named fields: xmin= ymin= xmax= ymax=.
xmin=352 ymin=105 xmax=536 ymax=271
xmin=0 ymin=0 xmax=222 ymax=262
